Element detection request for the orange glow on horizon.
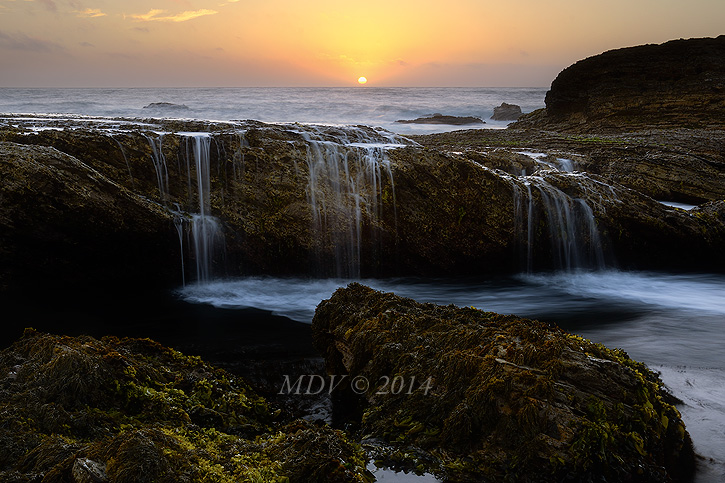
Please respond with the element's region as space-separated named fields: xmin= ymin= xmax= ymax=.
xmin=0 ymin=0 xmax=722 ymax=87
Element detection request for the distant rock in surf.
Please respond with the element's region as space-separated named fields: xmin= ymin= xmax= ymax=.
xmin=490 ymin=102 xmax=523 ymax=120
xmin=143 ymin=102 xmax=190 ymax=111
xmin=396 ymin=113 xmax=484 ymax=125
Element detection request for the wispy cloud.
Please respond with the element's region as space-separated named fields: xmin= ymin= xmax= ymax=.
xmin=0 ymin=30 xmax=64 ymax=53
xmin=76 ymin=8 xmax=106 ymax=18
xmin=37 ymin=0 xmax=57 ymax=13
xmin=128 ymin=9 xmax=218 ymax=23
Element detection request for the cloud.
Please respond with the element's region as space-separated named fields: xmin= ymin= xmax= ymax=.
xmin=128 ymin=8 xmax=218 ymax=22
xmin=0 ymin=30 xmax=64 ymax=53
xmin=77 ymin=8 xmax=106 ymax=18
xmin=37 ymin=0 xmax=57 ymax=12
xmin=79 ymin=41 xmax=94 ymax=47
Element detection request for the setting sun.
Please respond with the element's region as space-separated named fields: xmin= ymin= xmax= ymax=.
xmin=357 ymin=76 xmax=368 ymax=85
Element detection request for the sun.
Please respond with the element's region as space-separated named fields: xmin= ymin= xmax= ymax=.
xmin=357 ymin=76 xmax=368 ymax=85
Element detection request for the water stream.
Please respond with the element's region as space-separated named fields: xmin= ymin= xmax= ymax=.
xmin=177 ymin=270 xmax=725 ymax=481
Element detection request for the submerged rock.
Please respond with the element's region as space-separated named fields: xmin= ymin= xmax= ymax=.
xmin=396 ymin=113 xmax=485 ymax=125
xmin=0 ymin=329 xmax=372 ymax=482
xmin=312 ymin=283 xmax=696 ymax=482
xmin=143 ymin=102 xmax=190 ymax=111
xmin=490 ymin=102 xmax=523 ymax=121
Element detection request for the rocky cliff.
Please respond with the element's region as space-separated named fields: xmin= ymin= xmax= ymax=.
xmin=2 ymin=114 xmax=724 ymax=293
xmin=514 ymin=36 xmax=725 ymax=132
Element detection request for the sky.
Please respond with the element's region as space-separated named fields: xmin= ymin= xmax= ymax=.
xmin=0 ymin=0 xmax=723 ymax=87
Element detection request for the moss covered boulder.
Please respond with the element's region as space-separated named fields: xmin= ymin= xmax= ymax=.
xmin=312 ymin=283 xmax=695 ymax=482
xmin=0 ymin=329 xmax=372 ymax=483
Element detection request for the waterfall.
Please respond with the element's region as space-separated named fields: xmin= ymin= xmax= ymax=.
xmin=511 ymin=152 xmax=606 ymax=272
xmin=299 ymin=126 xmax=399 ymax=278
xmin=144 ymin=133 xmax=170 ymax=205
xmin=183 ymin=134 xmax=224 ymax=284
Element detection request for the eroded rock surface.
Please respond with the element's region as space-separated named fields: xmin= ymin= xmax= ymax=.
xmin=312 ymin=283 xmax=695 ymax=482
xmin=514 ymin=36 xmax=725 ymax=132
xmin=0 ymin=329 xmax=372 ymax=483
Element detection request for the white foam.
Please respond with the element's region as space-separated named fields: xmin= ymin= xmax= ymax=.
xmin=658 ymin=200 xmax=698 ymax=210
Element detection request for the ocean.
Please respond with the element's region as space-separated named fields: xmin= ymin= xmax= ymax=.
xmin=1 ymin=87 xmax=723 ymax=482
xmin=0 ymin=86 xmax=546 ymax=134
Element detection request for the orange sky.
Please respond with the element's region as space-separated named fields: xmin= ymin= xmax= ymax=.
xmin=0 ymin=0 xmax=723 ymax=87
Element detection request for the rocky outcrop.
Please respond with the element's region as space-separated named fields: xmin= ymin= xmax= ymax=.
xmin=0 ymin=141 xmax=179 ymax=293
xmin=0 ymin=329 xmax=371 ymax=482
xmin=143 ymin=102 xmax=190 ymax=111
xmin=411 ymin=126 xmax=725 ymax=206
xmin=490 ymin=102 xmax=522 ymax=121
xmin=312 ymin=283 xmax=695 ymax=482
xmin=514 ymin=36 xmax=725 ymax=131
xmin=396 ymin=113 xmax=484 ymax=125
xmin=2 ymin=115 xmax=725 ymax=289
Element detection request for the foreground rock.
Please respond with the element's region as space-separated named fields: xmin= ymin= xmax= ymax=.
xmin=490 ymin=102 xmax=522 ymax=121
xmin=396 ymin=113 xmax=484 ymax=125
xmin=0 ymin=329 xmax=371 ymax=482
xmin=514 ymin=36 xmax=725 ymax=132
xmin=313 ymin=283 xmax=695 ymax=482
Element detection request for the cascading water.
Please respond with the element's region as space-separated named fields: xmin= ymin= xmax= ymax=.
xmin=299 ymin=126 xmax=400 ymax=278
xmin=511 ymin=153 xmax=607 ymax=272
xmin=144 ymin=133 xmax=170 ymax=205
xmin=182 ymin=133 xmax=224 ymax=284
xmin=135 ymin=131 xmax=225 ymax=284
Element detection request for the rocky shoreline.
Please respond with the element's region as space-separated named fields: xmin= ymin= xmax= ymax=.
xmin=1 ymin=36 xmax=724 ymax=481
xmin=2 ymin=113 xmax=723 ymax=293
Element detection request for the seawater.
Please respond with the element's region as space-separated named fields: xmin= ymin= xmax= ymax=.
xmin=0 ymin=86 xmax=546 ymax=134
xmin=178 ymin=271 xmax=725 ymax=482
xmin=3 ymin=86 xmax=722 ymax=480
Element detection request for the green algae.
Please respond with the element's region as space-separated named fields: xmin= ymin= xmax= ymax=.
xmin=0 ymin=329 xmax=370 ymax=482
xmin=313 ymin=283 xmax=696 ymax=482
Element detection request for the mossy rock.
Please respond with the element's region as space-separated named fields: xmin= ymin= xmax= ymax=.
xmin=312 ymin=283 xmax=695 ymax=482
xmin=0 ymin=329 xmax=371 ymax=482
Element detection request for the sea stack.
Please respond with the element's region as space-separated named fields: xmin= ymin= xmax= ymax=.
xmin=491 ymin=102 xmax=523 ymax=120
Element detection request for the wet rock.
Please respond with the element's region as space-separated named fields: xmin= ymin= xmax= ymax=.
xmin=490 ymin=102 xmax=522 ymax=121
xmin=0 ymin=329 xmax=371 ymax=482
xmin=2 ymin=115 xmax=724 ymax=283
xmin=72 ymin=458 xmax=108 ymax=483
xmin=312 ymin=283 xmax=696 ymax=482
xmin=396 ymin=113 xmax=485 ymax=125
xmin=0 ymin=141 xmax=179 ymax=293
xmin=143 ymin=102 xmax=190 ymax=111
